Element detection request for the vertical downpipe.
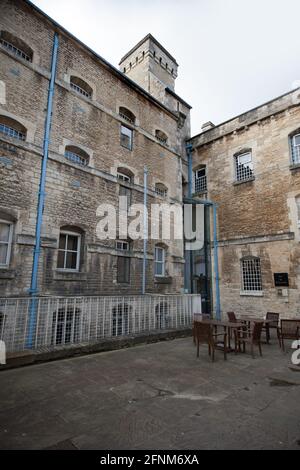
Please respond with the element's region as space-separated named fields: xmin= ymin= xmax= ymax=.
xmin=26 ymin=33 xmax=59 ymax=348
xmin=142 ymin=167 xmax=148 ymax=295
xmin=213 ymin=203 xmax=221 ymax=320
xmin=186 ymin=143 xmax=194 ymax=294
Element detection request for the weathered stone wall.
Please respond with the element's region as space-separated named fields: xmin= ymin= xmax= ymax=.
xmin=191 ymin=93 xmax=300 ymax=318
xmin=0 ymin=0 xmax=187 ymax=297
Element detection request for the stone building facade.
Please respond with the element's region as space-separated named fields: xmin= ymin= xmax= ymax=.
xmin=189 ymin=89 xmax=300 ymax=318
xmin=0 ymin=0 xmax=191 ymax=297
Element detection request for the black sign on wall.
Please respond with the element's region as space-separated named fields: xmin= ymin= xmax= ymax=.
xmin=274 ymin=273 xmax=289 ymax=287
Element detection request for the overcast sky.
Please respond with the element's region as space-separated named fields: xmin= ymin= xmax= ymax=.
xmin=31 ymin=0 xmax=300 ymax=135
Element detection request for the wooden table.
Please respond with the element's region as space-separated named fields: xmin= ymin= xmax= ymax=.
xmin=194 ymin=319 xmax=245 ymax=352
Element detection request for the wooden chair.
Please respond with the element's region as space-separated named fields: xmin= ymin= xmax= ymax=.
xmin=237 ymin=321 xmax=263 ymax=358
xmin=194 ymin=321 xmax=227 ymax=362
xmin=262 ymin=312 xmax=280 ymax=345
xmin=227 ymin=312 xmax=237 ymax=323
xmin=279 ymin=320 xmax=300 ymax=351
xmin=193 ymin=313 xmax=211 ymax=344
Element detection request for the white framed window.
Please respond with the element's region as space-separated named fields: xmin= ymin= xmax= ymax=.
xmin=0 ymin=116 xmax=26 ymax=141
xmin=120 ymin=125 xmax=133 ymax=150
xmin=155 ymin=246 xmax=166 ymax=277
xmin=117 ymin=172 xmax=131 ymax=183
xmin=241 ymin=257 xmax=262 ymax=293
xmin=57 ymin=231 xmax=81 ymax=272
xmin=194 ymin=167 xmax=207 ymax=193
xmin=0 ymin=220 xmax=13 ymax=268
xmin=64 ymin=146 xmax=89 ymax=167
xmin=291 ymin=133 xmax=300 ymax=165
xmin=116 ymin=241 xmax=130 ymax=251
xmin=235 ymin=151 xmax=254 ymax=182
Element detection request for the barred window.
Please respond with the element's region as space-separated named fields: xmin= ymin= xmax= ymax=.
xmin=290 ymin=132 xmax=300 ymax=165
xmin=0 ymin=116 xmax=26 ymax=141
xmin=0 ymin=31 xmax=33 ymax=62
xmin=235 ymin=151 xmax=254 ymax=182
xmin=194 ymin=167 xmax=207 ymax=193
xmin=155 ymin=130 xmax=168 ymax=145
xmin=119 ymin=107 xmax=136 ymax=125
xmin=155 ymin=183 xmax=168 ymax=198
xmin=241 ymin=257 xmax=262 ymax=292
xmin=70 ymin=76 xmax=92 ymax=99
xmin=64 ymin=146 xmax=89 ymax=166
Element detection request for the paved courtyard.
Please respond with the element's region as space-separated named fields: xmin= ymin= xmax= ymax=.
xmin=0 ymin=336 xmax=300 ymax=450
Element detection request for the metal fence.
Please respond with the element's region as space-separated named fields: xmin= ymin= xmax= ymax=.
xmin=0 ymin=294 xmax=201 ymax=353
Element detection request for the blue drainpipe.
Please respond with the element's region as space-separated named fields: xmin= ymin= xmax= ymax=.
xmin=26 ymin=33 xmax=59 ymax=348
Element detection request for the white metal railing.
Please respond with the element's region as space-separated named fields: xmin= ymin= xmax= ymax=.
xmin=0 ymin=294 xmax=200 ymax=353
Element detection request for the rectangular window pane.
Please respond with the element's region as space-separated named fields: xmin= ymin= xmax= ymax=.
xmin=294 ymin=135 xmax=300 ymax=146
xmin=0 ymin=223 xmax=10 ymax=243
xmin=121 ymin=126 xmax=132 ymax=150
xmin=57 ymin=250 xmax=65 ymax=269
xmin=59 ymin=234 xmax=67 ymax=250
xmin=66 ymin=251 xmax=78 ymax=270
xmin=0 ymin=244 xmax=8 ymax=265
xmin=155 ymin=262 xmax=163 ymax=276
xmin=67 ymin=235 xmax=78 ymax=251
xmin=156 ymin=248 xmax=163 ymax=262
xmin=242 ymin=258 xmax=262 ymax=291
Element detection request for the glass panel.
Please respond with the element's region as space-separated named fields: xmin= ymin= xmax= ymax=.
xmin=67 ymin=235 xmax=78 ymax=251
xmin=66 ymin=252 xmax=78 ymax=270
xmin=57 ymin=250 xmax=65 ymax=269
xmin=0 ymin=223 xmax=10 ymax=243
xmin=238 ymin=153 xmax=251 ymax=165
xmin=155 ymin=262 xmax=163 ymax=276
xmin=294 ymin=134 xmax=300 ymax=146
xmin=59 ymin=234 xmax=66 ymax=250
xmin=0 ymin=244 xmax=8 ymax=264
xmin=121 ymin=126 xmax=132 ymax=149
xmin=156 ymin=248 xmax=164 ymax=262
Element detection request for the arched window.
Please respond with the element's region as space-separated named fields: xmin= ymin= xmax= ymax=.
xmin=57 ymin=226 xmax=83 ymax=272
xmin=155 ymin=130 xmax=168 ymax=145
xmin=64 ymin=145 xmax=89 ymax=167
xmin=119 ymin=107 xmax=136 ymax=125
xmin=234 ymin=150 xmax=254 ymax=182
xmin=289 ymin=129 xmax=300 ymax=165
xmin=70 ymin=76 xmax=93 ymax=99
xmin=155 ymin=183 xmax=168 ymax=198
xmin=194 ymin=165 xmax=207 ymax=193
xmin=117 ymin=167 xmax=134 ymax=184
xmin=51 ymin=306 xmax=81 ymax=345
xmin=241 ymin=257 xmax=262 ymax=292
xmin=0 ymin=31 xmax=33 ymax=62
xmin=112 ymin=304 xmax=131 ymax=336
xmin=155 ymin=302 xmax=170 ymax=329
xmin=0 ymin=115 xmax=26 ymax=141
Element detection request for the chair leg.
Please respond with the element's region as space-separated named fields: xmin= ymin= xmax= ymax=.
xmin=258 ymin=342 xmax=262 ymax=357
xmin=251 ymin=343 xmax=254 ymax=359
xmin=282 ymin=338 xmax=285 ymax=352
xmin=277 ymin=329 xmax=281 ymax=348
xmin=211 ymin=344 xmax=215 ymax=362
xmin=208 ymin=344 xmax=211 ymax=356
xmin=197 ymin=340 xmax=200 ymax=358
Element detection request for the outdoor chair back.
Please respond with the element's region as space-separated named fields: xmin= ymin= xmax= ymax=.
xmin=252 ymin=321 xmax=264 ymax=343
xmin=227 ymin=312 xmax=237 ymax=323
xmin=280 ymin=319 xmax=300 ymax=351
xmin=266 ymin=312 xmax=280 ymax=328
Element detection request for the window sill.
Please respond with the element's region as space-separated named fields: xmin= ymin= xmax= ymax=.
xmin=240 ymin=291 xmax=264 ymax=297
xmin=0 ymin=269 xmax=15 ymax=279
xmin=53 ymin=270 xmax=87 ymax=281
xmin=233 ymin=177 xmax=255 ymax=186
xmin=155 ymin=276 xmax=173 ymax=285
xmin=290 ymin=164 xmax=300 ymax=172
